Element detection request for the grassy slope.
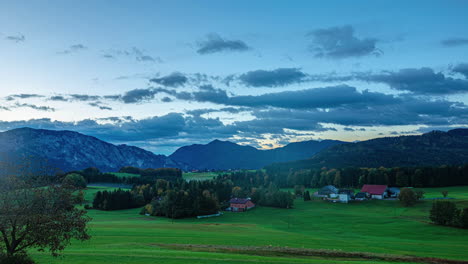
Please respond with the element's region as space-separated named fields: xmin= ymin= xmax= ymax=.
xmin=31 ymin=186 xmax=468 ymax=264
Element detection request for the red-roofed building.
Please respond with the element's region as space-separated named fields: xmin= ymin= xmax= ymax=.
xmin=360 ymin=185 xmax=388 ymax=199
xmin=229 ymin=198 xmax=255 ymax=212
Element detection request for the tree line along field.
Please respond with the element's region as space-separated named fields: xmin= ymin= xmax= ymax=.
xmin=30 ymin=186 xmax=468 ymax=264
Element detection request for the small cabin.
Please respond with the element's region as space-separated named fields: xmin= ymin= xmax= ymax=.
xmin=229 ymin=198 xmax=255 ymax=212
xmin=360 ymin=185 xmax=388 ymax=199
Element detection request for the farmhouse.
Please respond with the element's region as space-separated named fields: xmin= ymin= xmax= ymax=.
xmin=360 ymin=184 xmax=388 ymax=199
xmin=229 ymin=198 xmax=255 ymax=212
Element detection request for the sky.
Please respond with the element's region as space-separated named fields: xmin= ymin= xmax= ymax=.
xmin=1 ymin=0 xmax=468 ymax=154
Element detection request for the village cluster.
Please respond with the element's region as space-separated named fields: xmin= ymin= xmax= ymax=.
xmin=226 ymin=185 xmax=401 ymax=213
xmin=314 ymin=184 xmax=401 ymax=203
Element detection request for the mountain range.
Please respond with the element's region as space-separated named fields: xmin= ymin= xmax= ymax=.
xmin=269 ymin=128 xmax=468 ymax=170
xmin=0 ymin=127 xmax=344 ymax=172
xmin=169 ymin=139 xmax=344 ymax=170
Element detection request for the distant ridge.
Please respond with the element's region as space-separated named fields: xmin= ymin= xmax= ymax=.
xmin=169 ymin=138 xmax=345 ymax=170
xmin=0 ymin=127 xmax=183 ymax=173
xmin=267 ymin=128 xmax=468 ymax=170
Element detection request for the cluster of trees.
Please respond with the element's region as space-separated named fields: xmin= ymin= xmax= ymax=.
xmin=139 ymin=179 xmax=230 ymax=218
xmin=429 ymin=201 xmax=468 ymax=228
xmin=62 ymin=173 xmax=87 ymax=189
xmin=93 ymin=174 xmax=295 ymax=217
xmin=262 ymin=165 xmax=468 ymax=188
xmin=92 ymin=189 xmax=145 ymax=210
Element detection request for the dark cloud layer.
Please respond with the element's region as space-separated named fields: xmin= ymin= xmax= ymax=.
xmin=360 ymin=67 xmax=468 ymax=94
xmin=239 ymin=68 xmax=307 ymax=87
xmin=452 ymin=63 xmax=468 ymax=79
xmin=197 ymin=33 xmax=250 ymax=54
xmin=307 ymin=25 xmax=381 ymax=59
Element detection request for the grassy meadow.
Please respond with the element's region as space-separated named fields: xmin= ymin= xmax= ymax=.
xmin=30 ymin=186 xmax=468 ymax=264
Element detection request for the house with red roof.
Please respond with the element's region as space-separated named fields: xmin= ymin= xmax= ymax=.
xmin=229 ymin=198 xmax=255 ymax=212
xmin=360 ymin=185 xmax=388 ymax=199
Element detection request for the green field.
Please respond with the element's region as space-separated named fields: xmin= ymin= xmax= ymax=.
xmin=182 ymin=172 xmax=220 ymax=181
xmin=30 ymin=186 xmax=468 ymax=264
xmin=108 ymin=172 xmax=140 ymax=178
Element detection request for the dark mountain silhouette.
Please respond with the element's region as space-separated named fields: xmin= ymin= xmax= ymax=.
xmin=0 ymin=127 xmax=183 ymax=173
xmin=169 ymin=139 xmax=345 ymax=170
xmin=268 ymin=129 xmax=468 ymax=170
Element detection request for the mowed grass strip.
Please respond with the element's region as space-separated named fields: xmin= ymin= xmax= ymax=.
xmin=155 ymin=243 xmax=468 ymax=264
xmin=31 ymin=186 xmax=468 ymax=264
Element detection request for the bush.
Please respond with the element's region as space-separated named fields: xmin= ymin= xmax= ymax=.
xmin=63 ymin=173 xmax=87 ymax=189
xmin=398 ymin=188 xmax=417 ymax=207
xmin=0 ymin=254 xmax=36 ymax=264
xmin=460 ymin=208 xmax=468 ymax=229
xmin=429 ymin=201 xmax=460 ymax=226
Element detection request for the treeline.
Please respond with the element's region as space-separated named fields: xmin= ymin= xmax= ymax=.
xmin=260 ymin=165 xmax=468 ymax=188
xmin=66 ymin=166 xmax=182 ymax=185
xmin=430 ymin=201 xmax=468 ymax=229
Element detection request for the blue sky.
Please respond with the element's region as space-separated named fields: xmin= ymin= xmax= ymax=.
xmin=1 ymin=0 xmax=468 ymax=154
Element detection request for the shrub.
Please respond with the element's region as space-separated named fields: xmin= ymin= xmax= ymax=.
xmin=398 ymin=188 xmax=417 ymax=207
xmin=63 ymin=173 xmax=87 ymax=189
xmin=441 ymin=190 xmax=448 ymax=198
xmin=429 ymin=201 xmax=460 ymax=226
xmin=460 ymin=208 xmax=468 ymax=229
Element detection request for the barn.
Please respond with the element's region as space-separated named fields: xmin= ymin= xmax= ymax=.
xmin=229 ymin=198 xmax=255 ymax=212
xmin=360 ymin=184 xmax=388 ymax=199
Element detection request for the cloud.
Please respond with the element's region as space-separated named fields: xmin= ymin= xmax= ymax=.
xmin=452 ymin=63 xmax=468 ymax=79
xmin=441 ymin=38 xmax=468 ymax=47
xmin=58 ymin=44 xmax=88 ymax=54
xmin=197 ymin=33 xmax=250 ymax=54
xmin=150 ymin=72 xmax=188 ymax=87
xmin=120 ymin=88 xmax=161 ymax=103
xmin=5 ymin=94 xmax=44 ymax=101
xmin=182 ymin=85 xmax=398 ymax=109
xmin=5 ymin=34 xmax=25 ymax=43
xmin=88 ymin=102 xmax=112 ymax=110
xmin=238 ymin=68 xmax=307 ymax=87
xmin=69 ymin=94 xmax=100 ymax=101
xmin=102 ymin=47 xmax=162 ymax=63
xmin=307 ymin=25 xmax=381 ymax=58
xmin=0 ymin=106 xmax=10 ymax=111
xmin=360 ymin=67 xmax=468 ymax=94
xmin=161 ymin=97 xmax=173 ymax=103
xmin=14 ymin=103 xmax=55 ymax=112
xmin=49 ymin=95 xmax=68 ymax=102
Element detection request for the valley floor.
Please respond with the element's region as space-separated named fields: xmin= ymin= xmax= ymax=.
xmin=31 ymin=186 xmax=468 ymax=264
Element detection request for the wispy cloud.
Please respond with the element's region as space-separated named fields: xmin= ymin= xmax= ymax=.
xmin=5 ymin=34 xmax=25 ymax=43
xmin=197 ymin=33 xmax=251 ymax=54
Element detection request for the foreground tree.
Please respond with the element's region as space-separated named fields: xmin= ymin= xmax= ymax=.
xmin=0 ymin=175 xmax=91 ymax=261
